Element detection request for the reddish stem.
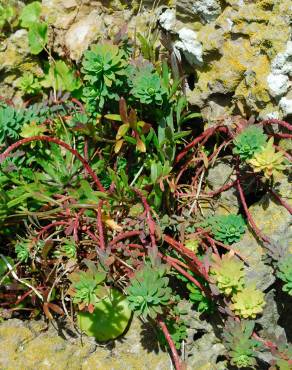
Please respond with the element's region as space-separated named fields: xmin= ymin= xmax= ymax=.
xmin=73 ymin=210 xmax=85 ymax=242
xmin=0 ymin=136 xmax=105 ymax=192
xmin=271 ymin=132 xmax=292 ymax=139
xmin=204 ymin=180 xmax=237 ymax=197
xmin=260 ymin=118 xmax=292 ymax=131
xmin=158 ymin=320 xmax=183 ymax=370
xmin=203 ymin=233 xmax=250 ymax=265
xmin=161 ymin=254 xmax=210 ymax=298
xmin=164 ymin=234 xmax=210 ymax=281
xmin=97 ymin=201 xmax=105 ymax=250
xmin=252 ymin=332 xmax=292 ymax=365
xmin=133 ymin=189 xmax=157 ymax=250
xmin=109 ymin=230 xmax=142 ymax=247
xmin=273 ymin=145 xmax=292 ymax=161
xmin=269 ymin=189 xmax=292 ymax=215
xmin=175 ymin=126 xmax=230 ymax=164
xmin=236 ymin=169 xmax=270 ymax=244
xmin=36 ymin=221 xmax=68 ymax=239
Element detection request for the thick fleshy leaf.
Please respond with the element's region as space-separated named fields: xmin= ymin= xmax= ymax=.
xmin=77 ymin=289 xmax=132 ymax=341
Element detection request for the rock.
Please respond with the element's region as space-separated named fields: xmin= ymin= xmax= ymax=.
xmin=65 ymin=11 xmax=106 ymax=61
xmin=182 ymin=0 xmax=292 ymax=122
xmin=200 ymin=158 xmax=240 ymax=216
xmin=0 ymin=317 xmax=170 ymax=370
xmin=234 ymin=175 xmax=292 ymax=290
xmin=279 ymin=96 xmax=292 ymax=116
xmin=176 ymin=0 xmax=222 ymax=24
xmin=184 ymin=310 xmax=226 ymax=369
xmin=0 ymin=30 xmax=43 ymax=103
xmin=159 ymin=8 xmax=176 ymax=31
xmin=174 ymin=28 xmax=203 ymax=66
xmin=267 ymin=73 xmax=289 ymax=98
xmin=271 ymin=40 xmax=292 ymax=76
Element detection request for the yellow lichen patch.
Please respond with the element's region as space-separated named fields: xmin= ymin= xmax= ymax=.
xmin=15 ymin=336 xmax=92 ymax=370
xmin=197 ymin=24 xmax=223 ymax=54
xmin=235 ymin=55 xmax=271 ymax=112
xmin=194 ymin=38 xmax=254 ymax=98
xmin=0 ymin=325 xmax=34 ymax=369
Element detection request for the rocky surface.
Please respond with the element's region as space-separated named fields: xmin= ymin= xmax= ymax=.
xmin=234 ymin=174 xmax=292 ymax=291
xmin=0 ymin=317 xmax=171 ymax=370
xmin=1 ymin=0 xmax=292 ymax=122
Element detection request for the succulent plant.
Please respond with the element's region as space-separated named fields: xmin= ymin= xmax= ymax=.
xmin=206 ymin=214 xmax=246 ymax=245
xmin=126 ymin=263 xmax=172 ymax=319
xmin=223 ymin=318 xmax=262 ymax=369
xmin=81 ymin=43 xmax=127 ymax=110
xmin=233 ymin=126 xmax=267 ymax=160
xmin=54 ymin=238 xmax=77 ymax=259
xmin=186 ymin=282 xmax=214 ymax=312
xmin=276 ymin=255 xmax=292 ymax=296
xmin=17 ymin=72 xmax=41 ymax=95
xmin=230 ymin=285 xmax=265 ymax=319
xmin=68 ymin=261 xmax=107 ymax=312
xmin=15 ymin=239 xmax=30 ymax=262
xmin=130 ymin=64 xmax=166 ymax=105
xmin=248 ymin=137 xmax=286 ymax=178
xmin=210 ymin=251 xmax=245 ymax=296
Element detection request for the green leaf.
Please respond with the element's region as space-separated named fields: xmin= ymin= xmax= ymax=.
xmin=28 ymin=22 xmax=48 ymax=55
xmin=180 ymin=112 xmax=202 ymax=124
xmin=104 ymin=114 xmax=122 ymax=121
xmin=20 ymin=122 xmax=47 ymax=138
xmin=116 ymin=123 xmax=130 ymax=140
xmin=20 ymin=1 xmax=42 ymax=28
xmin=41 ymin=60 xmax=81 ymax=92
xmin=77 ymin=289 xmax=131 ymax=341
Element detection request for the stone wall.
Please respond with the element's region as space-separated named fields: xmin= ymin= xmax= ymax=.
xmin=1 ymin=0 xmax=291 ymax=118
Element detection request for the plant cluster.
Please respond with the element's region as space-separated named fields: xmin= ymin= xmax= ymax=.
xmin=210 ymin=251 xmax=265 ymax=318
xmin=126 ymin=262 xmax=172 ymax=319
xmin=0 ymin=6 xmax=291 ymax=369
xmin=210 ymin=251 xmax=245 ymax=296
xmin=233 ymin=126 xmax=287 ymax=179
xmin=223 ymin=319 xmax=262 ymax=368
xmin=205 ymin=214 xmax=246 ymax=245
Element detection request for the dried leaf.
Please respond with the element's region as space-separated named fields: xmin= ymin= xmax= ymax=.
xmin=116 ymin=123 xmax=129 ymax=140
xmin=43 ymin=302 xmax=53 ymax=320
xmin=102 ymin=215 xmax=123 ymax=232
xmin=119 ymin=97 xmax=128 ymax=123
xmin=200 ymin=150 xmax=209 ymax=169
xmin=114 ymin=139 xmax=124 ymax=154
xmin=136 ymin=137 xmax=146 ymax=153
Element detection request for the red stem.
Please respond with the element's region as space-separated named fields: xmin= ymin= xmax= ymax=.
xmin=0 ymin=136 xmax=105 ymax=192
xmin=109 ymin=230 xmax=142 ymax=247
xmin=269 ymin=189 xmax=292 ymax=215
xmin=158 ymin=320 xmax=183 ymax=370
xmin=164 ymin=234 xmax=210 ymax=281
xmin=204 ymin=180 xmax=237 ymax=197
xmin=260 ymin=118 xmax=292 ymax=131
xmin=175 ymin=126 xmax=230 ymax=164
xmin=36 ymin=221 xmax=68 ymax=239
xmin=97 ymin=201 xmax=105 ymax=250
xmin=133 ymin=189 xmax=157 ymax=250
xmin=236 ymin=169 xmax=270 ymax=244
xmin=203 ymin=233 xmax=249 ymax=265
xmin=161 ymin=254 xmax=210 ymax=297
